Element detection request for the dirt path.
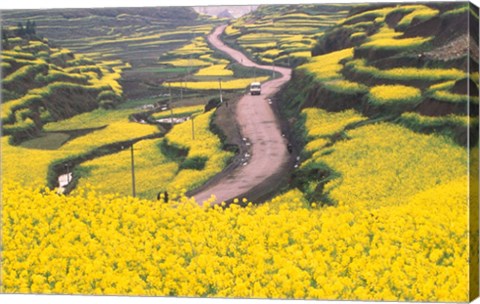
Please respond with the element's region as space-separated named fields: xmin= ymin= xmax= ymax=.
xmin=192 ymin=24 xmax=292 ymax=205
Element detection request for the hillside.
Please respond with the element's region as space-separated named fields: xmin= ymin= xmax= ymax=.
xmin=275 ymin=2 xmax=478 ymax=206
xmin=1 ymin=7 xmax=222 ymax=99
xmin=1 ymin=33 xmax=124 ymax=144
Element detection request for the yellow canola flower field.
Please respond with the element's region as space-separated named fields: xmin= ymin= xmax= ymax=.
xmin=159 ymin=58 xmax=210 ymax=67
xmin=2 ymin=121 xmax=159 ymax=188
xmin=302 ymin=109 xmax=467 ymax=208
xmin=164 ymin=111 xmax=233 ymax=194
xmin=347 ymin=59 xmax=466 ymax=81
xmin=300 ymin=48 xmax=353 ymax=81
xmin=168 ymin=77 xmax=269 ymax=90
xmin=1 ymin=137 xmax=60 ymax=186
xmin=76 ymin=139 xmax=178 ymax=199
xmin=1 ymin=176 xmax=469 ymax=301
xmin=195 ymin=64 xmax=234 ymax=77
xmin=396 ymin=5 xmax=439 ymax=27
xmin=368 ymin=85 xmax=422 ymax=106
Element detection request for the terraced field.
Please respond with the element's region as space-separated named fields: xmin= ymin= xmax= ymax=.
xmin=223 ymin=4 xmax=353 ymax=66
xmin=1 ymin=7 xmax=223 ymax=99
xmin=158 ymin=35 xmax=270 ymax=91
xmin=0 ymin=21 xmax=240 ymax=200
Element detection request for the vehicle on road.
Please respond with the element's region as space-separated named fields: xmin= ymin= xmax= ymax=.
xmin=249 ymin=82 xmax=261 ymax=95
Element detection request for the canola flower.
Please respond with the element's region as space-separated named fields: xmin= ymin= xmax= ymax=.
xmin=300 ymin=48 xmax=353 ymax=81
xmin=367 ymin=85 xmax=422 ymax=106
xmin=159 ymin=58 xmax=210 ymax=67
xmin=396 ymin=5 xmax=439 ymax=28
xmin=360 ymin=36 xmax=432 ymax=51
xmin=194 ymin=64 xmax=234 ymax=77
xmin=346 ymin=59 xmax=466 ymax=82
xmin=358 ymin=25 xmax=431 ymax=51
xmin=1 ymin=176 xmax=470 ymax=301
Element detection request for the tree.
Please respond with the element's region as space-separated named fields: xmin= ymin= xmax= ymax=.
xmin=25 ymin=20 xmax=32 ymax=35
xmin=25 ymin=20 xmax=37 ymax=35
xmin=15 ymin=22 xmax=25 ymax=36
xmin=1 ymin=28 xmax=9 ymax=46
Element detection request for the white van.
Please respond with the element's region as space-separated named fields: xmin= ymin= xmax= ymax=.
xmin=249 ymin=82 xmax=261 ymax=95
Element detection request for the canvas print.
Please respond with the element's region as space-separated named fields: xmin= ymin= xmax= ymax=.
xmin=0 ymin=1 xmax=479 ymax=301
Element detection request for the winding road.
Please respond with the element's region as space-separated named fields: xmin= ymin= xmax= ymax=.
xmin=192 ymin=24 xmax=292 ymax=205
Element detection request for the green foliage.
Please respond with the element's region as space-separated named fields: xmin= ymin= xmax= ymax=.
xmin=179 ymin=156 xmax=208 ymax=170
xmin=396 ymin=112 xmax=477 ymax=146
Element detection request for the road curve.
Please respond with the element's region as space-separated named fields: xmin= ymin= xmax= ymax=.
xmin=192 ymin=24 xmax=292 ymax=205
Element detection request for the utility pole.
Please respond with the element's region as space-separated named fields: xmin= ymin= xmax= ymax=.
xmin=130 ymin=144 xmax=136 ymax=197
xmin=168 ymin=82 xmax=174 ymax=125
xmin=180 ymin=77 xmax=184 ymax=100
xmin=64 ymin=163 xmax=70 ymax=184
xmin=218 ymin=78 xmax=223 ymax=103
xmin=191 ymin=115 xmax=195 ymax=140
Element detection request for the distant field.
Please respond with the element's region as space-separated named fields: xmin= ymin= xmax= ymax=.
xmin=223 ymin=5 xmax=352 ymax=66
xmin=1 ymin=7 xmax=223 ymax=99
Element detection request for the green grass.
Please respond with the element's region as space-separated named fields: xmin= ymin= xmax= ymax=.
xmin=20 ymin=132 xmax=71 ymax=150
xmin=396 ymin=112 xmax=475 ymax=145
xmin=429 ymin=90 xmax=479 ymax=105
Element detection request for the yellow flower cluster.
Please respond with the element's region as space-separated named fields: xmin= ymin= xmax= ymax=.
xmin=368 ymin=85 xmax=422 ymax=106
xmin=360 ymin=34 xmax=432 ymax=51
xmin=194 ymin=64 xmax=234 ymax=77
xmin=347 ymin=59 xmax=465 ymax=81
xmin=396 ymin=5 xmax=439 ymax=28
xmin=1 ymin=175 xmax=469 ymax=301
xmin=303 ymin=108 xmax=365 ymax=139
xmin=300 ymin=48 xmax=353 ymax=81
xmin=159 ymin=58 xmax=211 ymax=67
xmin=88 ymin=66 xmax=123 ymax=95
xmin=61 ymin=121 xmax=158 ymax=153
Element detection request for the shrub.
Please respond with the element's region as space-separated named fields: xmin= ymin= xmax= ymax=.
xmin=179 ymin=156 xmax=208 ymax=170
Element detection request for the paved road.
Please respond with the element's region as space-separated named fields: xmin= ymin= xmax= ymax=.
xmin=193 ymin=24 xmax=292 ymax=205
